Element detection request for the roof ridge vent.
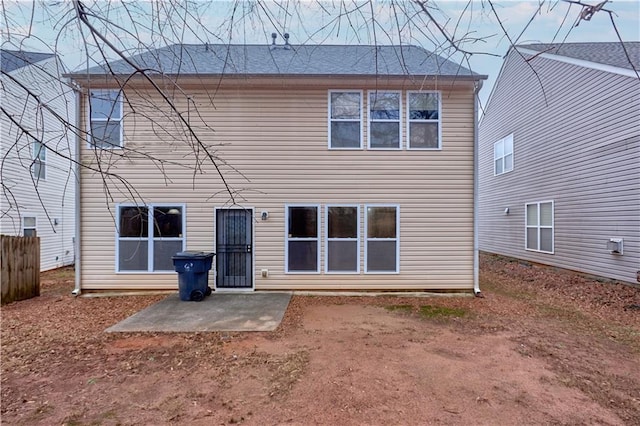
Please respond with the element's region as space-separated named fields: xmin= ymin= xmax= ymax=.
xmin=283 ymin=33 xmax=290 ymax=50
xmin=271 ymin=33 xmax=277 ymax=49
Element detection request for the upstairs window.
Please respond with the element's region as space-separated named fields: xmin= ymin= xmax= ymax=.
xmin=407 ymin=91 xmax=440 ymax=149
xmin=23 ymin=216 xmax=37 ymax=237
xmin=286 ymin=206 xmax=320 ymax=273
xmin=31 ymin=140 xmax=46 ymax=181
xmin=494 ymin=134 xmax=514 ymax=175
xmin=368 ymin=91 xmax=401 ymax=149
xmin=526 ymin=201 xmax=554 ymax=254
xmin=329 ymin=91 xmax=362 ymax=149
xmin=117 ymin=205 xmax=185 ymax=272
xmin=89 ymin=90 xmax=123 ymax=149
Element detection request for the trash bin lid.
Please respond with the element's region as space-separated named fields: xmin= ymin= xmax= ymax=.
xmin=172 ymin=251 xmax=215 ymax=259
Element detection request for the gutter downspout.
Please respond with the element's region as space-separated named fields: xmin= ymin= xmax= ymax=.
xmin=473 ymin=82 xmax=483 ymax=298
xmin=72 ymin=85 xmax=82 ymax=296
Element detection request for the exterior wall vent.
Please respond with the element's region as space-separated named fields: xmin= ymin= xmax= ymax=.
xmin=607 ymin=238 xmax=623 ymax=255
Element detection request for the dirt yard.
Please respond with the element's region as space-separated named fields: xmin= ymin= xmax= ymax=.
xmin=2 ymin=253 xmax=639 ymax=425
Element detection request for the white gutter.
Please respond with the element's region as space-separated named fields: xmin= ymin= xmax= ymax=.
xmin=473 ymin=82 xmax=482 ymax=298
xmin=72 ymin=86 xmax=82 ymax=296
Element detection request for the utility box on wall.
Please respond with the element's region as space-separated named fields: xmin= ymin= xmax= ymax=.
xmin=606 ymin=238 xmax=623 ymax=255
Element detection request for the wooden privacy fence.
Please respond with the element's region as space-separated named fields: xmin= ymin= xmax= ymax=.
xmin=1 ymin=235 xmax=40 ymax=305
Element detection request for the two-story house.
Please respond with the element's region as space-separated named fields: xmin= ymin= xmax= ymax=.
xmin=1 ymin=49 xmax=76 ymax=271
xmin=68 ymin=40 xmax=486 ymax=293
xmin=479 ymin=42 xmax=639 ymax=284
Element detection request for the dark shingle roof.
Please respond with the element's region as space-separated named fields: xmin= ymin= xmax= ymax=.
xmin=1 ymin=49 xmax=55 ymax=73
xmin=519 ymin=42 xmax=640 ymax=71
xmin=78 ymin=44 xmax=483 ymax=79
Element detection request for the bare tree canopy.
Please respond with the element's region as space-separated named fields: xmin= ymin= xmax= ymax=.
xmin=2 ymin=0 xmax=638 ymax=225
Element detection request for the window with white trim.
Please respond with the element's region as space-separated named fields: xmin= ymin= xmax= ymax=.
xmin=525 ymin=201 xmax=554 ymax=253
xmin=365 ymin=205 xmax=399 ymax=273
xmin=90 ymin=90 xmax=123 ymax=149
xmin=31 ymin=140 xmax=46 ymax=181
xmin=326 ymin=206 xmax=359 ymax=273
xmin=23 ymin=216 xmax=37 ymax=237
xmin=329 ymin=91 xmax=362 ymax=149
xmin=407 ymin=91 xmax=440 ymax=149
xmin=494 ymin=134 xmax=514 ymax=175
xmin=368 ymin=91 xmax=401 ymax=149
xmin=286 ymin=206 xmax=320 ymax=273
xmin=117 ymin=205 xmax=185 ymax=272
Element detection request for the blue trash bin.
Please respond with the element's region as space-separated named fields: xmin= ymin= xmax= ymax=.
xmin=172 ymin=251 xmax=215 ymax=301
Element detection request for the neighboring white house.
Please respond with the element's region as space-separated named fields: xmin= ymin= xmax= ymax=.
xmin=68 ymin=41 xmax=487 ymax=293
xmin=1 ymin=49 xmax=76 ymax=271
xmin=479 ymin=42 xmax=640 ymax=285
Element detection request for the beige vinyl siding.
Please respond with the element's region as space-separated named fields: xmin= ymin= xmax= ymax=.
xmin=479 ymin=51 xmax=640 ymax=284
xmin=79 ymin=80 xmax=476 ymax=291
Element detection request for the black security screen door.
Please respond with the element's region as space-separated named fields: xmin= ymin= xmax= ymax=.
xmin=216 ymin=209 xmax=253 ymax=289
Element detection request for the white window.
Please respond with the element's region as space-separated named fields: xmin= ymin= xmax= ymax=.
xmin=525 ymin=201 xmax=554 ymax=254
xmin=368 ymin=91 xmax=401 ymax=149
xmin=286 ymin=205 xmax=320 ymax=273
xmin=23 ymin=216 xmax=37 ymax=237
xmin=365 ymin=205 xmax=399 ymax=273
xmin=494 ymin=134 xmax=514 ymax=175
xmin=329 ymin=91 xmax=362 ymax=149
xmin=407 ymin=91 xmax=441 ymax=149
xmin=117 ymin=204 xmax=185 ymax=272
xmin=326 ymin=205 xmax=360 ymax=273
xmin=89 ymin=90 xmax=123 ymax=149
xmin=31 ymin=140 xmax=46 ymax=181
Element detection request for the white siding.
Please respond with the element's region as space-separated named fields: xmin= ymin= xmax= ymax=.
xmin=479 ymin=51 xmax=640 ymax=284
xmin=0 ymin=57 xmax=76 ymax=271
xmin=79 ymin=80 xmax=477 ymax=291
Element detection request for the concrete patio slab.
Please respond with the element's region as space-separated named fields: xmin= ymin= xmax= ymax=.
xmin=105 ymin=292 xmax=292 ymax=333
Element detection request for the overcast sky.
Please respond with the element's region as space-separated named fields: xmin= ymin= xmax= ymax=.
xmin=2 ymin=0 xmax=639 ymax=106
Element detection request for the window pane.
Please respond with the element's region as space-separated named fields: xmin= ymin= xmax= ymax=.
xmin=154 ymin=240 xmax=183 ymax=271
xmin=32 ymin=141 xmax=46 ymax=160
xmin=154 ymin=207 xmax=182 ymax=237
xmin=288 ymin=241 xmax=317 ymax=271
xmin=32 ymin=161 xmax=45 ymax=180
xmin=331 ymin=92 xmax=360 ymax=119
xmin=526 ymin=204 xmax=538 ymax=226
xmin=494 ymin=140 xmax=504 ymax=158
xmin=120 ymin=207 xmax=149 ymax=237
xmin=540 ymin=202 xmax=553 ymax=226
xmin=91 ymin=121 xmax=122 ymax=148
xmin=409 ymin=93 xmax=438 ymax=119
xmin=288 ymin=207 xmax=317 ymax=238
xmin=90 ymin=91 xmax=121 ymax=119
xmin=409 ymin=122 xmax=438 ymax=149
xmin=495 ymin=159 xmax=503 ymax=175
xmin=370 ymin=122 xmax=400 ymax=148
xmin=328 ymin=207 xmax=357 ymax=238
xmin=119 ymin=240 xmax=148 ymax=271
xmin=24 ymin=229 xmax=37 ymax=237
xmin=367 ymin=207 xmax=396 ymax=238
xmin=504 ymin=154 xmax=513 ymax=172
xmin=526 ymin=228 xmax=538 ymax=250
xmin=331 ymin=121 xmax=360 ymax=148
xmin=328 ymin=241 xmax=358 ymax=272
xmin=540 ymin=228 xmax=553 ymax=253
xmin=24 ymin=217 xmax=36 ymax=228
xmin=370 ymin=92 xmax=399 ymax=120
xmin=367 ymin=241 xmax=396 ymax=272
xmin=504 ymin=135 xmax=513 ymax=155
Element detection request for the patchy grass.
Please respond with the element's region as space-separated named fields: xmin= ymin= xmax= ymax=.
xmin=384 ymin=304 xmax=413 ymax=312
xmin=419 ymin=305 xmax=467 ymax=319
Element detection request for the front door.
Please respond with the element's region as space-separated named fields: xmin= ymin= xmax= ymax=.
xmin=216 ymin=209 xmax=253 ymax=289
